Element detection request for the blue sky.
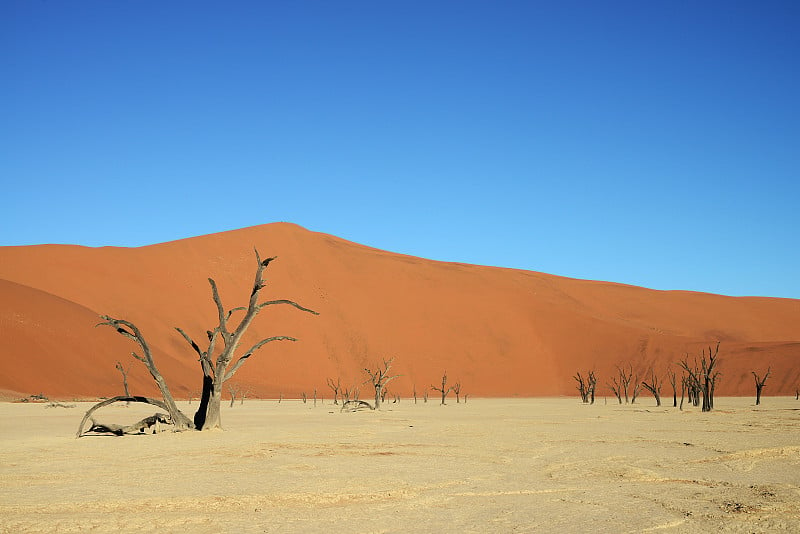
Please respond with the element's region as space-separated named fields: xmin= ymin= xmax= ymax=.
xmin=2 ymin=1 xmax=798 ymax=298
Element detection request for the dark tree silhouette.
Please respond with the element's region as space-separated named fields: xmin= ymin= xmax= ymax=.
xmin=431 ymin=371 xmax=455 ymax=405
xmin=752 ymin=367 xmax=771 ymax=406
xmin=641 ymin=369 xmax=663 ymax=407
xmin=678 ymin=342 xmax=721 ymax=412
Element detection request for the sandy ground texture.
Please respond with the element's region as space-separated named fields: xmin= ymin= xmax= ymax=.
xmin=1 ymin=397 xmax=798 ymax=533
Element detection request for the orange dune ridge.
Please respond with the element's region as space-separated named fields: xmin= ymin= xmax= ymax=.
xmin=1 ymin=222 xmax=798 ymax=400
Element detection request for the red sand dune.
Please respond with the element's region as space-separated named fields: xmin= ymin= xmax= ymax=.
xmin=1 ymin=223 xmax=798 ymax=400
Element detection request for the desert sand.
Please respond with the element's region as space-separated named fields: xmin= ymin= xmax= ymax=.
xmin=1 ymin=397 xmax=798 ymax=533
xmin=1 ymin=223 xmax=798 ymax=401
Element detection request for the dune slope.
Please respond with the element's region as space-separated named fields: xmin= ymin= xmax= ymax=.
xmin=1 ymin=223 xmax=798 ymax=399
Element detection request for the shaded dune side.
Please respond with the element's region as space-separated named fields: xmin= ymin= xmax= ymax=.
xmin=0 ymin=223 xmax=798 ymax=399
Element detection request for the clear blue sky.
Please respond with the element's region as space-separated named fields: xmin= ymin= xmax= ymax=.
xmin=2 ymin=1 xmax=798 ymax=298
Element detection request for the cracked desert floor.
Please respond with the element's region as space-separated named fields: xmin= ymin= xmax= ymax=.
xmin=1 ymin=397 xmax=798 ymax=533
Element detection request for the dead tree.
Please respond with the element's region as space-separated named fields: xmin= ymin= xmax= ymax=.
xmin=326 ymin=377 xmax=341 ymax=405
xmin=413 ymin=384 xmax=418 ymax=404
xmin=423 ymin=391 xmax=428 ymax=403
xmin=574 ymin=372 xmax=589 ymax=403
xmin=617 ymin=365 xmax=634 ymax=404
xmin=363 ymin=357 xmax=399 ymax=410
xmin=667 ymin=369 xmax=677 ymax=407
xmin=431 ymin=371 xmax=454 ymax=405
xmin=608 ymin=377 xmax=622 ymax=404
xmin=175 ymin=251 xmax=318 ymax=430
xmin=630 ymin=379 xmax=642 ymax=404
xmin=641 ymin=370 xmax=663 ymax=407
xmin=575 ymin=371 xmax=597 ymax=404
xmin=678 ymin=342 xmax=721 ymax=412
xmin=752 ymin=367 xmax=770 ymax=406
xmin=87 ymin=250 xmax=317 ymax=434
xmin=228 ymin=383 xmax=242 ymax=407
xmin=115 ymin=361 xmax=130 ymax=398
xmin=453 ymin=381 xmax=462 ymax=403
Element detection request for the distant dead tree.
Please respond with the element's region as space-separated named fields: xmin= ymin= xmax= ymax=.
xmin=413 ymin=384 xmax=418 ymax=404
xmin=608 ymin=376 xmax=622 ymax=404
xmin=617 ymin=364 xmax=634 ymax=404
xmin=587 ymin=371 xmax=597 ymax=404
xmin=301 ymin=392 xmax=307 ymax=404
xmin=431 ymin=371 xmax=455 ymax=405
xmin=678 ymin=342 xmax=721 ymax=412
xmin=574 ymin=372 xmax=589 ymax=403
xmin=423 ymin=390 xmax=428 ymax=403
xmin=453 ymin=381 xmax=462 ymax=403
xmin=115 ymin=361 xmax=130 ymax=398
xmin=630 ymin=379 xmax=642 ymax=404
xmin=78 ymin=250 xmax=317 ymax=436
xmin=360 ymin=357 xmax=399 ymax=410
xmin=667 ymin=369 xmax=678 ymax=407
xmin=227 ymin=383 xmax=250 ymax=407
xmin=641 ymin=369 xmax=663 ymax=407
xmin=326 ymin=378 xmax=341 ymax=405
xmin=574 ymin=371 xmax=597 ymax=404
xmin=228 ymin=383 xmax=241 ymax=407
xmin=752 ymin=367 xmax=771 ymax=406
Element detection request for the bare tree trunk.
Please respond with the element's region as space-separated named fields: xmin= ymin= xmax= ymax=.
xmin=752 ymin=367 xmax=770 ymax=406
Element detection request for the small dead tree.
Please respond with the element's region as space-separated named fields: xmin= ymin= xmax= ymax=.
xmin=574 ymin=372 xmax=589 ymax=403
xmin=617 ymin=365 xmax=634 ymax=404
xmin=363 ymin=357 xmax=399 ymax=410
xmin=608 ymin=377 xmax=622 ymax=404
xmin=667 ymin=369 xmax=677 ymax=407
xmin=453 ymin=381 xmax=462 ymax=403
xmin=575 ymin=371 xmax=597 ymax=404
xmin=630 ymin=379 xmax=642 ymax=404
xmin=413 ymin=384 xmax=418 ymax=404
xmin=752 ymin=367 xmax=770 ymax=406
xmin=423 ymin=390 xmax=428 ymax=403
xmin=115 ymin=361 xmax=130 ymax=398
xmin=431 ymin=371 xmax=455 ymax=405
xmin=641 ymin=369 xmax=663 ymax=407
xmin=678 ymin=342 xmax=721 ymax=412
xmin=326 ymin=377 xmax=342 ymax=405
xmin=228 ymin=383 xmax=240 ymax=407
